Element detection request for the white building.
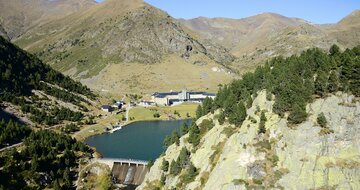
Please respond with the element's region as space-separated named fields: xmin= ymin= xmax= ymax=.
xmin=151 ymin=89 xmax=216 ymax=106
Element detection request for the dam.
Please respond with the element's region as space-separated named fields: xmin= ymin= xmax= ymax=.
xmin=98 ymin=158 xmax=148 ymax=185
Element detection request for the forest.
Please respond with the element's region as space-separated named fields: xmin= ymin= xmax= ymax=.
xmin=0 ymin=36 xmax=95 ymax=99
xmin=0 ymin=124 xmax=92 ymax=190
xmin=0 ymin=119 xmax=31 ymax=149
xmin=196 ymin=45 xmax=360 ymax=126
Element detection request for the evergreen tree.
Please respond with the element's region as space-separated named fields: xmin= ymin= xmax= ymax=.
xmin=314 ymin=70 xmax=328 ymax=97
xmin=258 ymin=111 xmax=267 ymax=134
xmin=160 ymin=174 xmax=166 ymax=186
xmin=161 ymin=159 xmax=169 ymax=172
xmin=317 ymin=113 xmax=327 ymax=128
xmin=218 ymin=111 xmax=226 ymax=125
xmin=288 ymin=103 xmax=307 ymax=124
xmin=171 ymin=131 xmax=180 ymax=146
xmin=202 ymin=97 xmax=214 ymax=114
xmin=185 ymin=163 xmax=198 ymax=182
xmin=188 ymin=124 xmax=200 ymax=147
xmin=169 ymin=160 xmax=181 ymax=175
xmin=180 ymin=123 xmax=189 ymax=136
xmin=329 ymin=44 xmax=341 ymax=56
xmin=228 ymin=102 xmax=247 ymax=126
xmin=328 ymin=71 xmax=339 ymax=93
xmin=196 ymin=105 xmax=203 ymax=119
xmin=178 ymin=147 xmax=189 ymax=167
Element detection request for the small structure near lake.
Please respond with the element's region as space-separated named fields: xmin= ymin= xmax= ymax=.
xmin=101 ymin=105 xmax=112 ymax=112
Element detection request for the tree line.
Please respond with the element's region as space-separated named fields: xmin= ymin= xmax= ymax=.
xmin=196 ymin=45 xmax=360 ymax=126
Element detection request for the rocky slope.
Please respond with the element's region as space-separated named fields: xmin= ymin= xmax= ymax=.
xmin=14 ymin=0 xmax=234 ymax=78
xmin=324 ymin=10 xmax=360 ymax=48
xmin=0 ymin=0 xmax=96 ymax=39
xmin=180 ymin=13 xmax=339 ymax=68
xmin=139 ymin=91 xmax=360 ymax=189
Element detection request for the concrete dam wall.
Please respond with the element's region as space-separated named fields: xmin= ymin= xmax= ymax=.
xmin=112 ymin=162 xmax=148 ymax=185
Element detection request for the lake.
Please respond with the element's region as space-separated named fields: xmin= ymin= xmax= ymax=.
xmin=85 ymin=119 xmax=191 ymax=161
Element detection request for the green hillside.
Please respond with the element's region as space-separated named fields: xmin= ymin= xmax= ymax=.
xmin=199 ymin=44 xmax=360 ymax=127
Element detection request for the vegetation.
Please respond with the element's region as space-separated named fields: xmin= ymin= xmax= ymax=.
xmin=0 ymin=36 xmax=95 ymax=99
xmin=164 ymin=130 xmax=180 ymax=148
xmin=317 ymin=113 xmax=327 ymax=128
xmin=0 ymin=129 xmax=92 ymax=189
xmin=188 ymin=123 xmax=200 ymax=147
xmin=258 ymin=111 xmax=267 ymax=134
xmin=161 ymin=159 xmax=169 ymax=172
xmin=61 ymin=123 xmax=80 ymax=134
xmin=0 ymin=119 xmax=31 ymax=148
xmin=200 ymin=45 xmax=360 ymax=126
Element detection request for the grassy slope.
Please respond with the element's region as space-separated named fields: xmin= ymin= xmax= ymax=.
xmin=81 ymin=54 xmax=235 ymax=96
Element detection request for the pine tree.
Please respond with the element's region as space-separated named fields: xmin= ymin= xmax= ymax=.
xmin=288 ymin=103 xmax=307 ymax=124
xmin=196 ymin=105 xmax=203 ymax=119
xmin=327 ymin=71 xmax=339 ymax=93
xmin=169 ymin=160 xmax=181 ymax=175
xmin=258 ymin=111 xmax=267 ymax=134
xmin=188 ymin=124 xmax=200 ymax=146
xmin=161 ymin=159 xmax=169 ymax=172
xmin=218 ymin=111 xmax=226 ymax=125
xmin=228 ymin=102 xmax=247 ymax=126
xmin=314 ymin=70 xmax=328 ymax=97
xmin=180 ymin=123 xmax=189 ymax=135
xmin=160 ymin=174 xmax=166 ymax=186
xmin=178 ymin=147 xmax=189 ymax=167
xmin=317 ymin=113 xmax=327 ymax=128
xmin=329 ymin=44 xmax=340 ymax=56
xmin=171 ymin=131 xmax=180 ymax=146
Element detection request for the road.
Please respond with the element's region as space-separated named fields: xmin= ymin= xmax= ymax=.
xmin=0 ymin=142 xmax=23 ymax=152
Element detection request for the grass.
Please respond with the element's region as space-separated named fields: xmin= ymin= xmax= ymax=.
xmin=128 ymin=103 xmax=198 ymax=122
xmin=74 ymin=103 xmax=198 ymax=141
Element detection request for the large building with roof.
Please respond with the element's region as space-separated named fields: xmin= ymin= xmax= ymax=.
xmin=151 ymin=89 xmax=216 ymax=106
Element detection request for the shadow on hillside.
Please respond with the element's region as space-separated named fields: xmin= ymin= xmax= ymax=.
xmin=0 ymin=107 xmax=25 ymax=124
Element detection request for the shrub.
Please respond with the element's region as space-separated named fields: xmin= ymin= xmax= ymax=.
xmin=317 ymin=113 xmax=327 ymax=128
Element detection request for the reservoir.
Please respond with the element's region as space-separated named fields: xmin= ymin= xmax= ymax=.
xmin=85 ymin=119 xmax=191 ymax=161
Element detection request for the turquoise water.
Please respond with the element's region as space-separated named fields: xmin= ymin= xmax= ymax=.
xmin=85 ymin=120 xmax=191 ymax=160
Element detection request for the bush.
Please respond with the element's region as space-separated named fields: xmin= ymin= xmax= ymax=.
xmin=161 ymin=159 xmax=169 ymax=172
xmin=317 ymin=113 xmax=327 ymax=128
xmin=153 ymin=113 xmax=161 ymax=118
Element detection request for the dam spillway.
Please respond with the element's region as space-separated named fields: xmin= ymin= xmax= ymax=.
xmin=111 ymin=161 xmax=148 ymax=185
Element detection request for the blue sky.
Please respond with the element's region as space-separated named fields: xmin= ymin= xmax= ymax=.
xmin=95 ymin=0 xmax=360 ymax=24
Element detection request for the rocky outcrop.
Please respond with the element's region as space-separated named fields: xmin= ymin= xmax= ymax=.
xmin=138 ymin=91 xmax=360 ymax=189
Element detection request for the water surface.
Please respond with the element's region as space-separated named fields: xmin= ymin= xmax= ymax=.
xmin=85 ymin=120 xmax=191 ymax=160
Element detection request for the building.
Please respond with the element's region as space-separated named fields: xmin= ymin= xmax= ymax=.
xmin=101 ymin=105 xmax=112 ymax=112
xmin=112 ymin=102 xmax=122 ymax=109
xmin=151 ymin=89 xmax=216 ymax=106
xmin=138 ymin=100 xmax=155 ymax=107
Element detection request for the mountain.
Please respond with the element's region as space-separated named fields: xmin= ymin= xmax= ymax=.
xmin=0 ymin=0 xmax=96 ymax=39
xmin=180 ymin=13 xmax=338 ymax=68
xmin=13 ymin=0 xmax=235 ymax=95
xmin=138 ymin=45 xmax=360 ymax=189
xmin=324 ymin=10 xmax=360 ymax=48
xmin=0 ymin=36 xmax=95 ymax=126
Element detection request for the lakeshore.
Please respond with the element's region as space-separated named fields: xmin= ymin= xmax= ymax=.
xmin=74 ymin=103 xmax=198 ymax=141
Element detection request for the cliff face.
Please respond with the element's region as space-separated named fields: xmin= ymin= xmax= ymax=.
xmin=138 ymin=91 xmax=360 ymax=189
